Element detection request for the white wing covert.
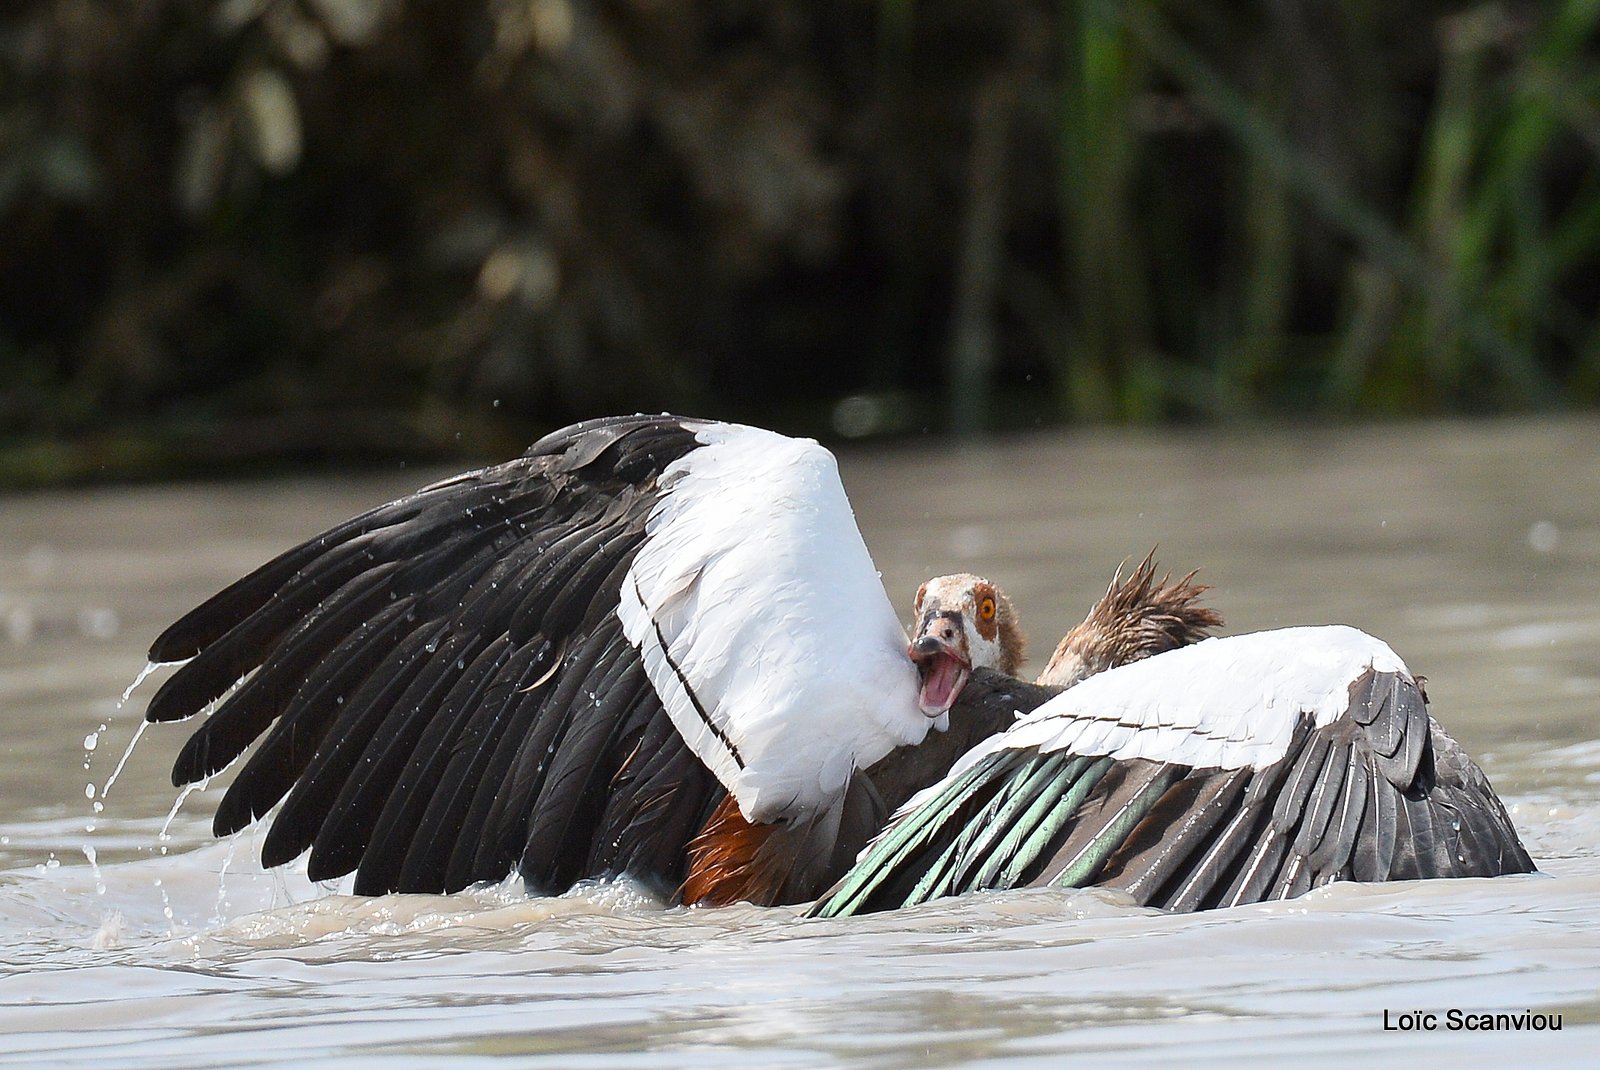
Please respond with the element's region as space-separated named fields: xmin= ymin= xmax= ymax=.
xmin=965 ymin=626 xmax=1408 ymax=774
xmin=619 ymin=422 xmax=928 ymax=825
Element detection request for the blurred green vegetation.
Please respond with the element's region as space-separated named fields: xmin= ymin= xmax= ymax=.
xmin=1 ymin=0 xmax=1597 ymax=485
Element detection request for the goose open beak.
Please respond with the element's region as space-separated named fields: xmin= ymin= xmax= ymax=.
xmin=909 ymin=632 xmax=971 ymax=716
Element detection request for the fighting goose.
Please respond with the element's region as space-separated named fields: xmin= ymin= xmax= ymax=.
xmin=687 ymin=557 xmax=1227 ymax=903
xmin=143 ymin=414 xmax=1079 ymax=906
xmin=906 ymin=553 xmax=1222 ymax=708
xmin=814 ymin=625 xmax=1537 ymax=918
xmin=141 ymin=412 xmax=1533 ymax=914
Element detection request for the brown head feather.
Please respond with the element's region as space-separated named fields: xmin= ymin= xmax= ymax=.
xmin=993 ymin=586 xmax=1026 ymax=676
xmin=1035 ymin=549 xmax=1223 ymax=688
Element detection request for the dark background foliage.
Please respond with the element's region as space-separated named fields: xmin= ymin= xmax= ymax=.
xmin=2 ymin=0 xmax=1597 ymax=484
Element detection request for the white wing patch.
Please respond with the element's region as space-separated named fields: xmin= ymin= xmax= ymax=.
xmin=617 ymin=422 xmax=929 ymax=825
xmin=938 ymin=626 xmax=1409 ymax=789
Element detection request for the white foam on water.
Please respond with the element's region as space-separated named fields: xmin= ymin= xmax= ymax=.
xmin=91 ymin=909 xmax=124 ymax=950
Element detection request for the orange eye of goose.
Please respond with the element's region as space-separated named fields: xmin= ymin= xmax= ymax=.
xmin=978 ymin=597 xmax=996 ymax=621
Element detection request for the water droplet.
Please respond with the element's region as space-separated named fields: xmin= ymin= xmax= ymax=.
xmin=161 ymin=782 xmax=205 ymax=840
xmin=84 ymin=783 xmax=96 ymax=799
xmin=99 ymin=719 xmax=149 ymax=804
xmin=83 ymin=732 xmax=99 ymax=751
xmin=120 ymin=661 xmax=164 ymax=706
xmin=214 ymin=838 xmax=240 ymax=924
xmin=83 ymin=844 xmax=105 ymax=894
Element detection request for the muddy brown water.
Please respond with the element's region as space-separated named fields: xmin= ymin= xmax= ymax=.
xmin=2 ymin=418 xmax=1597 ymax=1067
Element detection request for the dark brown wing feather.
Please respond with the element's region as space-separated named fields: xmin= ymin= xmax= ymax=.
xmin=813 ymin=668 xmax=1534 ymax=917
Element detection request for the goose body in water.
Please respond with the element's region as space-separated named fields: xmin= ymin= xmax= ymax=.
xmin=141 ymin=414 xmax=1533 ymax=911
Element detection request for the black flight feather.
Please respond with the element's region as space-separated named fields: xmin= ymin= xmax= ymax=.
xmin=360 ymin=635 xmax=516 ymax=893
xmin=402 ymin=640 xmax=550 ymax=891
xmin=252 ymin=620 xmax=445 ymax=862
xmin=146 ymin=415 xmax=720 ymax=898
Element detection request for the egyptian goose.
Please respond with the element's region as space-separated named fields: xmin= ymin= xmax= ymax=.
xmin=142 ymin=414 xmax=1533 ymax=913
xmin=144 ymin=415 xmax=1047 ymax=906
xmin=684 ymin=558 xmax=1225 ymax=903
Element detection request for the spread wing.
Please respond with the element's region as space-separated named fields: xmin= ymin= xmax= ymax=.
xmin=145 ymin=414 xmax=926 ymax=898
xmin=814 ymin=626 xmax=1535 ymax=917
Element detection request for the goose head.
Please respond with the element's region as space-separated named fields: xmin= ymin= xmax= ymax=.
xmin=908 ymin=574 xmax=1027 ymax=715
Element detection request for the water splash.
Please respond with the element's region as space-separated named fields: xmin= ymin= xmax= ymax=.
xmin=214 ymin=837 xmax=239 ymax=924
xmin=120 ymin=659 xmax=166 ymax=707
xmin=82 ymin=843 xmax=106 ymax=896
xmin=80 ymin=661 xmax=167 ymax=813
xmin=81 ymin=723 xmax=106 ymax=774
xmin=154 ymin=876 xmax=174 ymax=933
xmin=98 ymin=719 xmax=149 ymax=805
xmin=160 ymin=778 xmax=210 ymax=847
xmin=91 ymin=911 xmax=123 ymax=951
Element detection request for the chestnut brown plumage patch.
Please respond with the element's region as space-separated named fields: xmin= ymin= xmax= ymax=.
xmin=680 ymin=795 xmax=784 ymax=906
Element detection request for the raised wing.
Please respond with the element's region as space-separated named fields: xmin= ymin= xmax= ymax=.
xmin=619 ymin=422 xmax=928 ymax=823
xmin=814 ymin=626 xmax=1535 ymax=917
xmin=144 ymin=414 xmax=928 ymax=899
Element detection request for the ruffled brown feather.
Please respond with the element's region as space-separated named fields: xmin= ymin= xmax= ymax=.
xmin=1036 ymin=550 xmax=1223 ymax=688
